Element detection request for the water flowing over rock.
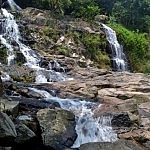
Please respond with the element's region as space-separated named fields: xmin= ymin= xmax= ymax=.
xmin=0 ymin=8 xmax=69 ymax=83
xmin=7 ymin=0 xmax=22 ymax=11
xmin=0 ymin=1 xmax=150 ymax=149
xmin=103 ymin=24 xmax=128 ymax=72
xmin=30 ymin=88 xmax=117 ymax=148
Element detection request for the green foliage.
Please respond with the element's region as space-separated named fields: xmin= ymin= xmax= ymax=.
xmin=39 ymin=26 xmax=59 ymax=42
xmin=110 ymin=23 xmax=150 ymax=73
xmin=80 ymin=33 xmax=110 ymax=68
xmin=111 ymin=0 xmax=150 ymax=33
xmin=10 ymin=74 xmax=34 ymax=83
xmin=37 ymin=0 xmax=71 ymax=16
xmin=37 ymin=0 xmax=100 ymax=19
xmin=57 ymin=45 xmax=70 ymax=56
xmin=0 ymin=48 xmax=8 ymax=65
xmin=95 ymin=0 xmax=115 ymax=14
xmin=70 ymin=0 xmax=100 ymax=20
xmin=95 ymin=0 xmax=150 ymax=33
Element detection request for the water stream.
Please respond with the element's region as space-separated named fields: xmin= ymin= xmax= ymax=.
xmin=0 ymin=1 xmax=118 ymax=148
xmin=0 ymin=6 xmax=68 ymax=83
xmin=103 ymin=24 xmax=128 ymax=72
xmin=29 ymin=88 xmax=118 ymax=148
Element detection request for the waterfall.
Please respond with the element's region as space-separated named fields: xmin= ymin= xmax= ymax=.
xmin=29 ymin=88 xmax=118 ymax=148
xmin=103 ymin=24 xmax=128 ymax=72
xmin=0 ymin=71 xmax=11 ymax=82
xmin=0 ymin=8 xmax=69 ymax=83
xmin=0 ymin=2 xmax=118 ymax=148
xmin=2 ymin=0 xmax=22 ymax=11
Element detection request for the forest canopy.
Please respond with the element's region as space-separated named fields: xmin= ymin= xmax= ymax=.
xmin=36 ymin=0 xmax=150 ymax=33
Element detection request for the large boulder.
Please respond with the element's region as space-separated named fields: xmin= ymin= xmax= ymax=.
xmin=0 ymin=98 xmax=19 ymax=117
xmin=79 ymin=139 xmax=145 ymax=150
xmin=111 ymin=113 xmax=131 ymax=127
xmin=14 ymin=123 xmax=36 ymax=144
xmin=36 ymin=108 xmax=77 ymax=150
xmin=0 ymin=112 xmax=17 ymax=146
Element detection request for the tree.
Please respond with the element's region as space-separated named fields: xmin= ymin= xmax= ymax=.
xmin=112 ymin=0 xmax=150 ymax=32
xmin=70 ymin=0 xmax=100 ymax=19
xmin=37 ymin=0 xmax=71 ymax=15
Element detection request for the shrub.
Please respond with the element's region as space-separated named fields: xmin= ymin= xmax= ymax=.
xmin=71 ymin=0 xmax=100 ymax=20
xmin=80 ymin=33 xmax=110 ymax=68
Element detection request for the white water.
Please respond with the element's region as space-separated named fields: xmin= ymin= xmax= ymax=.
xmin=0 ymin=8 xmax=68 ymax=83
xmin=103 ymin=24 xmax=128 ymax=71
xmin=1 ymin=71 xmax=12 ymax=82
xmin=29 ymin=88 xmax=118 ymax=148
xmin=6 ymin=0 xmax=22 ymax=11
xmin=0 ymin=3 xmax=117 ymax=147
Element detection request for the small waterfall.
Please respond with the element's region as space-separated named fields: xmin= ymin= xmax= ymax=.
xmin=1 ymin=71 xmax=11 ymax=82
xmin=29 ymin=88 xmax=118 ymax=148
xmin=3 ymin=0 xmax=22 ymax=11
xmin=0 ymin=8 xmax=69 ymax=83
xmin=103 ymin=24 xmax=128 ymax=71
xmin=1 ymin=3 xmax=117 ymax=148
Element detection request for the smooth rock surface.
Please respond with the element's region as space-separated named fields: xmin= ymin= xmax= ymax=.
xmin=0 ymin=112 xmax=17 ymax=146
xmin=79 ymin=139 xmax=145 ymax=150
xmin=0 ymin=98 xmax=19 ymax=117
xmin=36 ymin=108 xmax=77 ymax=150
xmin=15 ymin=123 xmax=36 ymax=144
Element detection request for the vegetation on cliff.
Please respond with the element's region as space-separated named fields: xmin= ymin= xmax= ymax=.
xmin=110 ymin=23 xmax=150 ymax=73
xmin=35 ymin=0 xmax=150 ymax=34
xmin=2 ymin=0 xmax=150 ymax=73
xmin=30 ymin=0 xmax=150 ymax=73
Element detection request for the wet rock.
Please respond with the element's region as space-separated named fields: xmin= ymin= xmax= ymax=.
xmin=0 ymin=47 xmax=7 ymax=65
xmin=0 ymin=112 xmax=17 ymax=146
xmin=36 ymin=108 xmax=77 ymax=150
xmin=0 ymin=74 xmax=4 ymax=96
xmin=15 ymin=51 xmax=26 ymax=66
xmin=17 ymin=115 xmax=39 ymax=135
xmin=18 ymin=87 xmax=44 ymax=99
xmin=118 ymin=129 xmax=150 ymax=146
xmin=47 ymin=70 xmax=149 ymax=100
xmin=0 ymin=98 xmax=19 ymax=117
xmin=111 ymin=113 xmax=131 ymax=127
xmin=95 ymin=15 xmax=108 ymax=23
xmin=10 ymin=96 xmax=60 ymax=110
xmin=4 ymin=65 xmax=36 ymax=83
xmin=144 ymin=140 xmax=150 ymax=149
xmin=79 ymin=139 xmax=145 ymax=150
xmin=138 ymin=102 xmax=150 ymax=128
xmin=15 ymin=123 xmax=36 ymax=144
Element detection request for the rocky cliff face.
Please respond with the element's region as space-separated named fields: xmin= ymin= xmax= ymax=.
xmin=20 ymin=8 xmax=110 ymax=69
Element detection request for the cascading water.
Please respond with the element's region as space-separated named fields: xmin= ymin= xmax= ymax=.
xmin=28 ymin=88 xmax=118 ymax=148
xmin=103 ymin=24 xmax=128 ymax=72
xmin=0 ymin=71 xmax=11 ymax=82
xmin=1 ymin=1 xmax=117 ymax=148
xmin=0 ymin=7 xmax=68 ymax=82
xmin=7 ymin=0 xmax=22 ymax=11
